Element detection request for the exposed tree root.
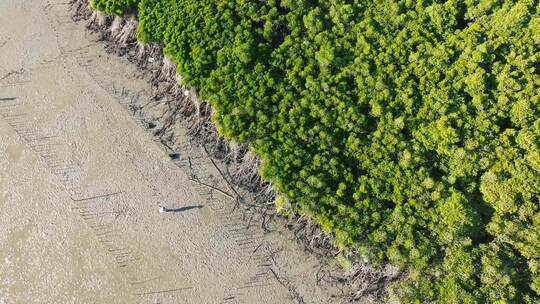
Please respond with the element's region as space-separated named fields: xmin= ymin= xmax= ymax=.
xmin=70 ymin=0 xmax=92 ymax=21
xmin=288 ymin=216 xmax=401 ymax=303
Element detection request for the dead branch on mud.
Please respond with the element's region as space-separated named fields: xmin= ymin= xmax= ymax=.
xmin=188 ymin=177 xmax=235 ymax=200
xmin=0 ymin=68 xmax=24 ymax=82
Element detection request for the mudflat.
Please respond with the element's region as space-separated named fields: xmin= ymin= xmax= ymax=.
xmin=0 ymin=1 xmax=345 ymax=303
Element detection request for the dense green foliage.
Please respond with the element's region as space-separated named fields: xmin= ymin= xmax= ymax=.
xmin=92 ymin=0 xmax=540 ymax=301
xmin=91 ymin=0 xmax=138 ymax=14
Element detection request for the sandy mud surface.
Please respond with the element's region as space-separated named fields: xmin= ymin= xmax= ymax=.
xmin=0 ymin=1 xmax=348 ymax=303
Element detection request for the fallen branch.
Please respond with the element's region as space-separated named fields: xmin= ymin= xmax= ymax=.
xmin=202 ymin=144 xmax=242 ymax=201
xmin=188 ymin=177 xmax=234 ymax=200
xmin=0 ymin=68 xmax=23 ymax=82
